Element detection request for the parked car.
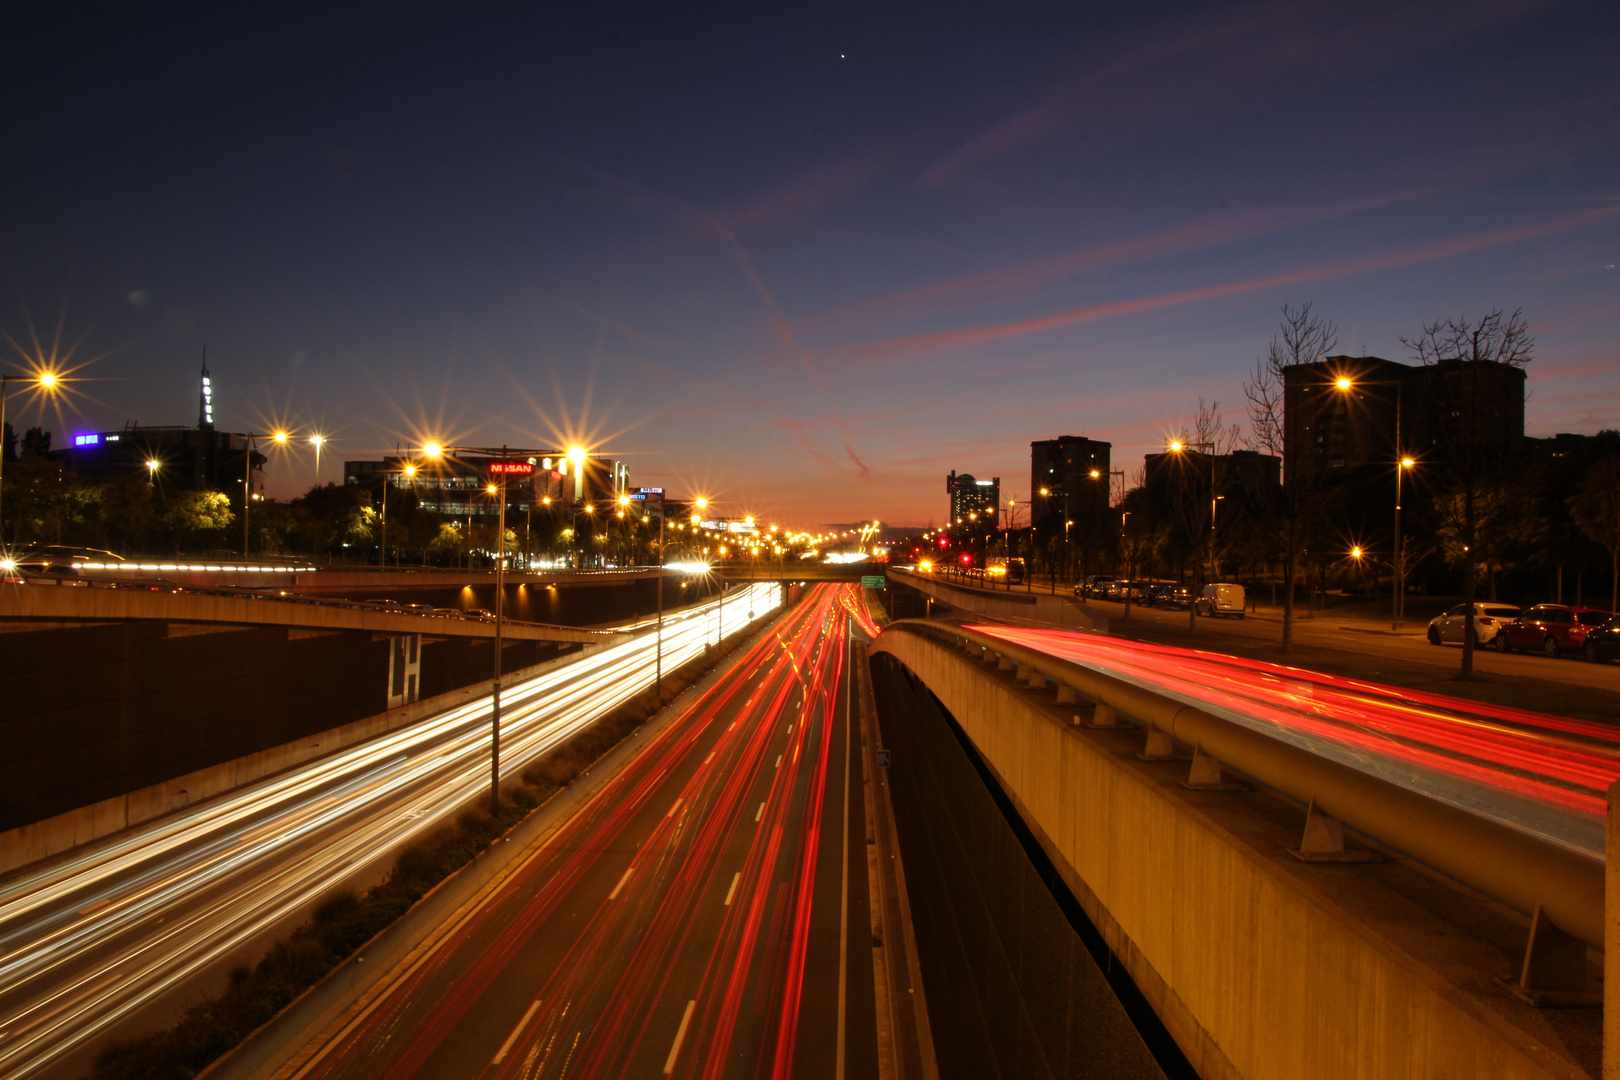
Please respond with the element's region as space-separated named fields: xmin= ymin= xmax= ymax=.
xmin=1494 ymin=604 xmax=1612 ymax=657
xmin=1153 ymin=584 xmax=1193 ymax=608
xmin=1427 ymin=603 xmax=1521 ymax=646
xmin=1196 ymin=582 xmax=1246 ymax=617
xmin=1074 ymin=576 xmax=1115 ymax=599
xmin=364 ymin=598 xmax=403 ymax=610
xmin=464 ymin=608 xmax=495 ymax=620
xmin=432 ymin=607 xmax=466 ymax=619
xmin=1582 ymin=616 xmax=1620 ymax=663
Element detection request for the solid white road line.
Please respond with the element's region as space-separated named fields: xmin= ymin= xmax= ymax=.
xmin=724 ymin=872 xmax=741 ymax=906
xmin=755 ymin=802 xmax=765 ymax=822
xmin=492 ymin=998 xmax=542 ymax=1064
xmin=836 ymin=615 xmax=852 ymax=1080
xmin=666 ymin=797 xmax=683 ymax=818
xmin=608 ymin=867 xmax=634 ymax=901
xmin=664 ymin=999 xmax=697 ymax=1075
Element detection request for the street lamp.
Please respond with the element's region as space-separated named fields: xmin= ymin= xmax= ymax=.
xmin=1168 ymin=440 xmax=1217 ymax=633
xmin=0 ymin=371 xmax=62 ymax=551
xmin=1331 ymin=374 xmax=1411 ymax=630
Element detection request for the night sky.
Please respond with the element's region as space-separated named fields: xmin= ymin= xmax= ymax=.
xmin=3 ymin=2 xmax=1617 ymax=528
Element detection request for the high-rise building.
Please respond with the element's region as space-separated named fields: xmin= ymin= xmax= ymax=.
xmin=1283 ymin=355 xmax=1526 ymax=484
xmin=945 ymin=471 xmax=999 ymax=534
xmin=1029 ymin=436 xmax=1111 ymax=531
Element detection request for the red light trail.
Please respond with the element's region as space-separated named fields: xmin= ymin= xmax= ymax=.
xmin=970 ymin=625 xmax=1620 ymax=855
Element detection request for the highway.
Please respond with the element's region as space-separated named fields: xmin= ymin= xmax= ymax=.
xmin=288 ymin=582 xmax=874 ymax=1080
xmin=0 ymin=583 xmax=782 ymax=1080
xmin=975 ymin=624 xmax=1620 ymax=859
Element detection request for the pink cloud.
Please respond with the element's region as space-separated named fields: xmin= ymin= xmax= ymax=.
xmin=838 ymin=204 xmax=1620 ymax=367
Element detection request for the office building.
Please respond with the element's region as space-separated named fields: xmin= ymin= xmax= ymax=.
xmin=1284 ymin=355 xmax=1526 ymax=484
xmin=51 ymin=364 xmax=266 ymax=497
xmin=1030 ymin=436 xmax=1111 ymax=531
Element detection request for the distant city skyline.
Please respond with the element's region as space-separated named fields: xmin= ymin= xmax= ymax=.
xmin=3 ymin=3 xmax=1616 ymax=527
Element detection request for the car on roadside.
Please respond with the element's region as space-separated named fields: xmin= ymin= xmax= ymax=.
xmin=1153 ymin=584 xmax=1193 ymax=608
xmin=1493 ymin=604 xmax=1612 ymax=657
xmin=1196 ymin=582 xmax=1247 ymax=618
xmin=1073 ymin=576 xmax=1114 ymax=599
xmin=1427 ymin=603 xmax=1521 ymax=647
xmin=432 ymin=607 xmax=466 ymax=619
xmin=1582 ymin=616 xmax=1620 ymax=663
xmin=464 ymin=608 xmax=494 ymax=620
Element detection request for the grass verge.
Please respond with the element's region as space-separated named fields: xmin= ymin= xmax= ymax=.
xmin=85 ymin=634 xmax=757 ymax=1080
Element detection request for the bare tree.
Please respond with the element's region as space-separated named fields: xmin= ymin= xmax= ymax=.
xmin=1168 ymin=398 xmax=1242 ymax=634
xmin=1244 ymin=302 xmax=1338 ymax=650
xmin=1401 ymin=308 xmax=1533 ymax=677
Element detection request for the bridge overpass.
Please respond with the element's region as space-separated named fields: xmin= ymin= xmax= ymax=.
xmin=0 ymin=580 xmax=621 ymax=644
xmin=865 ymin=618 xmax=1613 ymax=1080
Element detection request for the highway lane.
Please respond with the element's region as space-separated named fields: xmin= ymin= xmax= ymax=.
xmin=976 ymin=624 xmax=1620 ymax=859
xmin=0 ymin=584 xmax=783 ymax=1080
xmin=918 ymin=572 xmax=1620 ymax=692
xmin=294 ymin=583 xmax=877 ymax=1080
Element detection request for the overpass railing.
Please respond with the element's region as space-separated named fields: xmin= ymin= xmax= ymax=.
xmin=879 ymin=619 xmax=1605 ymax=954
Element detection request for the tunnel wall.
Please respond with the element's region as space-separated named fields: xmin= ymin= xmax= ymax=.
xmin=869 ymin=653 xmax=1171 ymax=1080
xmin=869 ymin=626 xmax=1599 ymax=1080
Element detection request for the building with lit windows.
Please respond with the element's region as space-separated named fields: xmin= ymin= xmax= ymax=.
xmin=1029 ymin=436 xmax=1111 ymax=533
xmin=49 ymin=363 xmax=266 ymax=496
xmin=946 ymin=471 xmax=999 ymax=535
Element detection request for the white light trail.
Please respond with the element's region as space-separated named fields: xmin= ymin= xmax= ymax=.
xmin=0 ymin=583 xmax=782 ymax=1079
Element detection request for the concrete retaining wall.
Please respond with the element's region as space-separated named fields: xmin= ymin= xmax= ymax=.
xmin=871 ymin=626 xmax=1600 ymax=1080
xmin=0 ymin=645 xmax=598 ymax=877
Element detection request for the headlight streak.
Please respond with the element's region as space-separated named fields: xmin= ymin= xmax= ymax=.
xmin=0 ymin=584 xmax=781 ymax=1079
xmin=969 ymin=625 xmax=1620 ymax=857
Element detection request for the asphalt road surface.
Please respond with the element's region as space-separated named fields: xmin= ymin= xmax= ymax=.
xmin=290 ymin=582 xmax=878 ymax=1080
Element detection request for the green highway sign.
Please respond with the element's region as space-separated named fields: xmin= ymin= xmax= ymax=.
xmin=861 ymin=575 xmax=886 ymax=589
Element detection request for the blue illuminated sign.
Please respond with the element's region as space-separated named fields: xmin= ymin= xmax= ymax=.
xmin=74 ymin=433 xmax=101 ymax=447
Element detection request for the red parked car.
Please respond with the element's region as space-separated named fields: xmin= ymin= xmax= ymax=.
xmin=1494 ymin=605 xmax=1614 ymax=657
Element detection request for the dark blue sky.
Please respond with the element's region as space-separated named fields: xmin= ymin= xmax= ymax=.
xmin=3 ymin=2 xmax=1617 ymax=527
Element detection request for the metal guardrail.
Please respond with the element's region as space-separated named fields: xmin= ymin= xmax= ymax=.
xmin=876 ymin=618 xmax=1606 ymax=951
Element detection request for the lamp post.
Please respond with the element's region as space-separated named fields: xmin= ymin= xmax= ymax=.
xmin=1330 ymin=374 xmax=1411 ymax=630
xmin=421 ymin=441 xmax=550 ymax=816
xmin=0 ymin=372 xmax=61 ymax=552
xmin=378 ymin=461 xmax=418 ymax=568
xmin=1168 ymin=440 xmax=1217 ymax=634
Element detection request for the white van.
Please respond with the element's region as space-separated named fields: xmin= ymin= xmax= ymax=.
xmin=1198 ymin=582 xmax=1246 ymax=618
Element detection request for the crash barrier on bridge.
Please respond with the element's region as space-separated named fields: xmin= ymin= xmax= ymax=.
xmin=871 ymin=619 xmax=1603 ymax=1080
xmin=0 ymin=578 xmax=622 ymax=644
xmin=889 ymin=570 xmax=1107 ymax=633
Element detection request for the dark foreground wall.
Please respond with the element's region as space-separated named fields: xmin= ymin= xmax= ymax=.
xmin=869 ymin=653 xmax=1184 ymax=1080
xmin=0 ymin=622 xmax=569 ymax=830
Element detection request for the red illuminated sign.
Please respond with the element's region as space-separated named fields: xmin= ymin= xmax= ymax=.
xmin=487 ymin=461 xmax=536 ymax=475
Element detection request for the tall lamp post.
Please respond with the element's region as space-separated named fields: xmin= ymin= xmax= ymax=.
xmin=238 ymin=430 xmax=293 ymax=560
xmin=378 ymin=460 xmax=418 ymax=568
xmin=423 ymin=441 xmax=550 ymax=816
xmin=1168 ymin=440 xmax=1217 ymax=634
xmin=1328 ymin=374 xmax=1412 ymax=630
xmin=0 ymin=372 xmax=61 ymax=554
